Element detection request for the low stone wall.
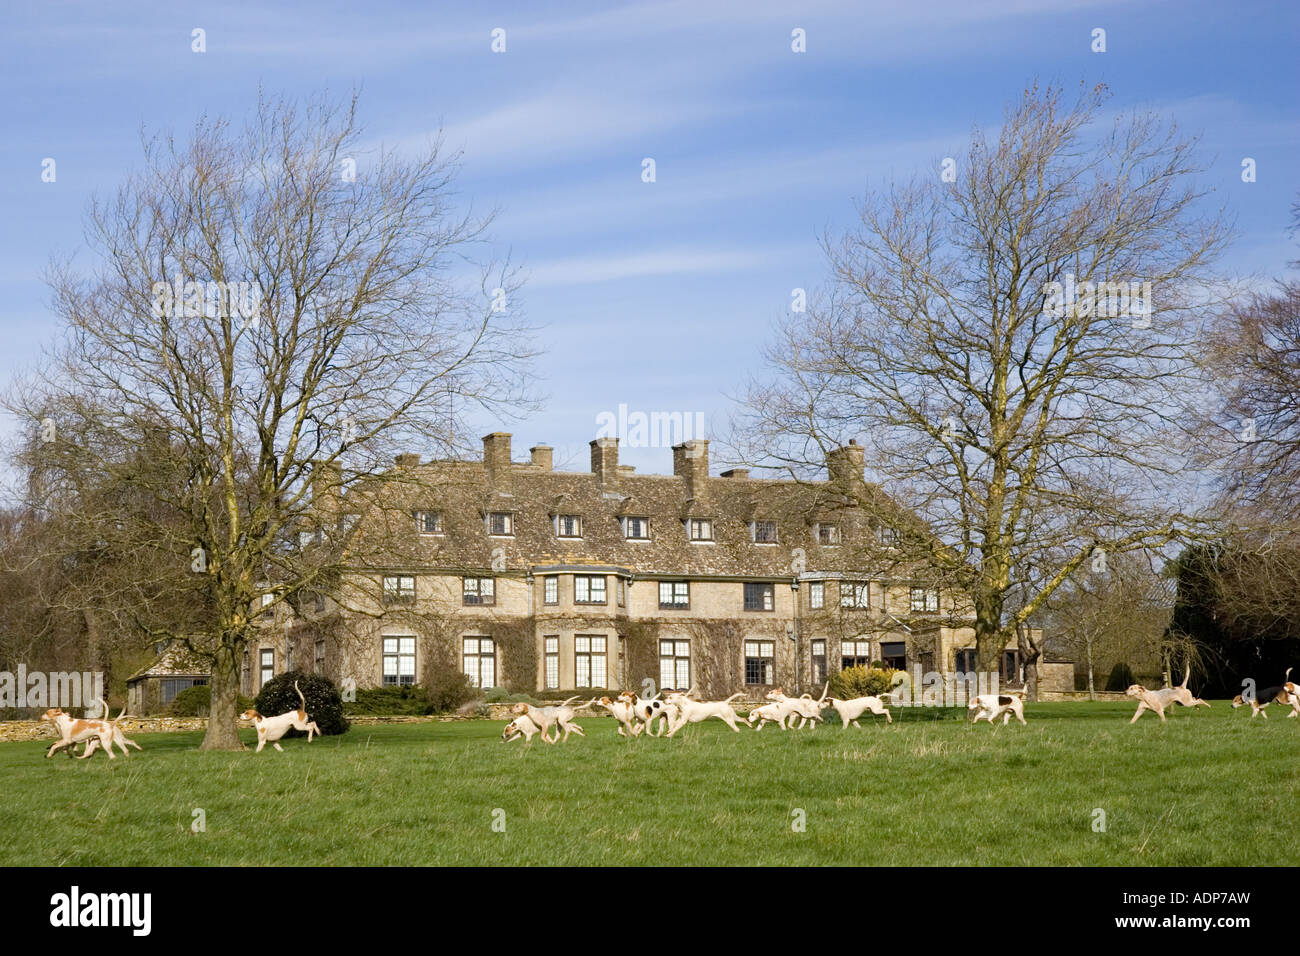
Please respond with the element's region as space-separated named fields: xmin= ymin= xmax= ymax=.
xmin=1039 ymin=690 xmax=1128 ymax=702
xmin=0 ymin=716 xmax=207 ymax=743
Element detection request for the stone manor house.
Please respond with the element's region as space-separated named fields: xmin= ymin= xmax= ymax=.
xmin=130 ymin=432 xmax=1073 ymax=711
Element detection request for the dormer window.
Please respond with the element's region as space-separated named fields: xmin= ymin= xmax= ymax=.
xmin=687 ymin=518 xmax=714 ymax=541
xmin=623 ymin=516 xmax=650 ymax=540
xmin=415 ymin=511 xmax=443 ymax=535
xmin=555 ymin=514 xmax=582 ymax=538
xmin=816 ymin=523 xmax=841 ymax=545
xmin=487 ymin=512 xmax=514 ymax=536
xmin=751 ymin=520 xmax=778 ymax=544
xmin=878 ymin=525 xmax=900 ymax=546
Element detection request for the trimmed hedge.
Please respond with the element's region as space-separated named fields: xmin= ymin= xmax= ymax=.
xmin=254 ymin=671 xmax=349 ymax=736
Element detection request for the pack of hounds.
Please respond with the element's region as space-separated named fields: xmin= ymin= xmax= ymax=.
xmin=39 ymin=667 xmax=1300 ymax=758
xmin=501 ymin=684 xmax=1028 ymax=742
xmin=40 ymin=679 xmax=321 ymax=760
xmin=502 ymin=664 xmax=1300 ymax=744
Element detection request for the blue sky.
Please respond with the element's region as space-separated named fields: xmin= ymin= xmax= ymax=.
xmin=2 ymin=0 xmax=1297 ymax=477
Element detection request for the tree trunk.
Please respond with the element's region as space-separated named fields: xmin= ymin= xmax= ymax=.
xmin=200 ymin=643 xmax=246 ymax=750
xmin=1086 ymin=639 xmax=1095 ymax=700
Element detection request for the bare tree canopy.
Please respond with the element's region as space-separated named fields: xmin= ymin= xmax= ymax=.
xmin=1203 ymin=200 xmax=1300 ymax=522
xmin=739 ymin=83 xmax=1232 ymax=680
xmin=3 ymin=91 xmax=537 ymax=748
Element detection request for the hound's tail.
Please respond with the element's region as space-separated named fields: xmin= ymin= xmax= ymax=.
xmin=90 ymin=697 xmax=124 ymax=722
xmin=724 ymin=692 xmax=744 ymax=703
xmin=1180 ymin=664 xmax=1191 ymax=689
xmin=294 ymin=680 xmax=306 ymax=711
xmin=561 ymin=695 xmax=581 ymax=708
xmin=816 ymin=682 xmax=829 ymax=705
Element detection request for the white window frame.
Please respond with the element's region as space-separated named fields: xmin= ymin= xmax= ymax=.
xmin=463 ymin=636 xmax=496 ymax=688
xmin=382 ymin=635 xmax=417 ymax=687
xmin=659 ymin=580 xmax=690 ymax=609
xmin=414 ymin=510 xmax=443 ymax=535
xmin=544 ymin=636 xmax=559 ymax=689
xmin=910 ymin=587 xmax=940 ymax=613
xmin=659 ymin=639 xmax=690 ymax=692
xmin=383 ymin=575 xmax=416 ymax=606
xmin=554 ymin=514 xmax=582 ymax=538
xmin=687 ymin=518 xmax=714 ymax=541
xmin=574 ymin=575 xmax=607 ymax=605
xmin=487 ymin=512 xmax=514 ymax=536
xmin=462 ymin=577 xmax=496 ymax=606
xmin=575 ymin=634 xmax=608 ymax=688
xmin=840 ymin=581 xmax=870 ymax=609
xmin=623 ymin=516 xmax=650 ymax=540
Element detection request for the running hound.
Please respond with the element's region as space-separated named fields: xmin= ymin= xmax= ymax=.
xmin=510 ymin=697 xmax=587 ymax=743
xmin=41 ymin=700 xmax=132 ymax=759
xmin=1232 ymin=668 xmax=1300 ymax=718
xmin=502 ymin=713 xmax=544 ymax=743
xmin=594 ymin=696 xmax=643 ymax=736
xmin=616 ymin=691 xmax=676 ymax=737
xmin=824 ymin=692 xmax=893 ymax=727
xmin=664 ymin=689 xmax=744 ymax=737
xmin=240 ymin=680 xmax=323 ymax=752
xmin=968 ymin=691 xmax=1026 ymax=726
xmin=1126 ymin=666 xmax=1211 ymax=724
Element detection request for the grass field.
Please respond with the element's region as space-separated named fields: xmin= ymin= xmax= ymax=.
xmin=3 ymin=701 xmax=1296 ymax=866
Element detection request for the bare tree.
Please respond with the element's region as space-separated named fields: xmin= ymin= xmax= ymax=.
xmin=1037 ymin=551 xmax=1172 ymax=696
xmin=4 ymin=92 xmax=536 ymax=748
xmin=1202 ymin=199 xmax=1300 ymax=521
xmin=739 ymin=83 xmax=1231 ymax=680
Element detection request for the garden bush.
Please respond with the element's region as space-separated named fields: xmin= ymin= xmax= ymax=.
xmin=254 ymin=670 xmax=349 ymax=736
xmin=828 ymin=665 xmax=899 ymax=700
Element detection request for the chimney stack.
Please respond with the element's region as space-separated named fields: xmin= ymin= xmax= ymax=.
xmin=590 ymin=437 xmax=619 ymax=485
xmin=394 ymin=453 xmax=420 ymax=469
xmin=721 ymin=467 xmax=750 ymax=480
xmin=826 ymin=439 xmax=865 ymax=493
xmin=482 ymin=432 xmax=512 ymax=483
xmin=529 ymin=445 xmax=553 ymax=471
xmin=672 ymin=440 xmax=710 ymax=498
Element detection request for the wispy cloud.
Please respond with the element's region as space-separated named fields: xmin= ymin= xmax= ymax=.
xmin=526 ymin=246 xmax=795 ymax=286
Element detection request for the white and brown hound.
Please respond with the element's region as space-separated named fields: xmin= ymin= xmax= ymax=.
xmin=1126 ymin=666 xmax=1211 ymax=724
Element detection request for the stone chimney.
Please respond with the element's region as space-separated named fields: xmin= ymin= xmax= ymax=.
xmin=721 ymin=467 xmax=750 ymax=480
xmin=394 ymin=453 xmax=421 ymax=469
xmin=672 ymin=440 xmax=710 ymax=498
xmin=529 ymin=445 xmax=553 ymax=471
xmin=590 ymin=437 xmax=619 ymax=486
xmin=826 ymin=439 xmax=865 ymax=492
xmin=310 ymin=461 xmax=342 ymax=518
xmin=482 ymin=432 xmax=512 ymax=483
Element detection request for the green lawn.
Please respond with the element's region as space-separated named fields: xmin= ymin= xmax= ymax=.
xmin=3 ymin=701 xmax=1295 ymax=866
